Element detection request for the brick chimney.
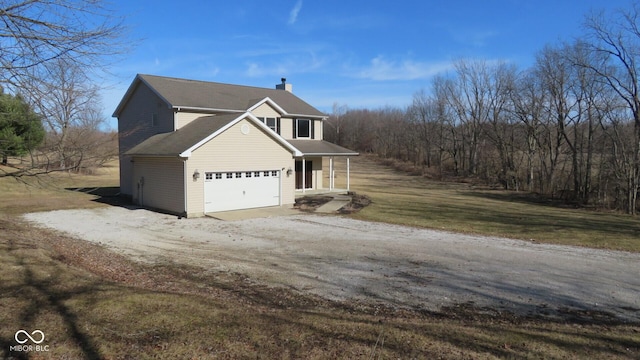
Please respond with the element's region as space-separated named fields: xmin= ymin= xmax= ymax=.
xmin=275 ymin=77 xmax=293 ymax=92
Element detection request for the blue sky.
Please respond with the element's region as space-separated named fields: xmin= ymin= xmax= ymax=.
xmin=103 ymin=0 xmax=633 ymax=129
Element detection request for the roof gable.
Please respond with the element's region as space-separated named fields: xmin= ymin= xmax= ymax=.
xmin=114 ymin=74 xmax=326 ymax=118
xmin=247 ymin=97 xmax=286 ymax=115
xmin=125 ymin=112 xmax=301 ymax=158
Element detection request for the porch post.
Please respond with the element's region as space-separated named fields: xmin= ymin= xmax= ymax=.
xmin=347 ymin=157 xmax=350 ymax=191
xmin=302 ymin=156 xmax=306 ymax=194
xmin=329 ymin=157 xmax=334 ymax=190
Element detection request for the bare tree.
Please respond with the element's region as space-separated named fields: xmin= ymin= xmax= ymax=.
xmin=0 ymin=0 xmax=127 ymax=177
xmin=326 ymin=102 xmax=347 ymax=145
xmin=20 ymin=58 xmax=113 ymax=171
xmin=0 ymin=0 xmax=127 ymax=86
xmin=432 ymin=74 xmax=464 ymax=175
xmin=481 ymin=62 xmax=519 ymax=189
xmin=512 ymin=70 xmax=546 ymax=192
xmin=584 ymin=4 xmax=640 ymax=214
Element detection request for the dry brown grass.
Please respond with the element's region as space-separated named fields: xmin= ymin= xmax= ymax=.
xmin=0 ymin=159 xmax=638 ymax=358
xmin=327 ymin=155 xmax=640 ymax=252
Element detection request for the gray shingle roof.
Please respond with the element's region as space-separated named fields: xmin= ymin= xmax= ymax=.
xmin=114 ymin=74 xmax=326 ymax=118
xmin=126 ymin=114 xmax=360 ymax=158
xmin=125 ymin=114 xmax=240 ymax=156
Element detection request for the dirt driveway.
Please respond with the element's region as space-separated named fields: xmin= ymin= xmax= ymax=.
xmin=24 ymin=206 xmax=640 ymax=322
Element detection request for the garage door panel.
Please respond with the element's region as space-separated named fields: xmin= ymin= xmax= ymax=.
xmin=204 ymin=170 xmax=280 ymax=213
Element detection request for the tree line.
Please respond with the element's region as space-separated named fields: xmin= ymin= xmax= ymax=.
xmin=325 ymin=4 xmax=640 ymax=214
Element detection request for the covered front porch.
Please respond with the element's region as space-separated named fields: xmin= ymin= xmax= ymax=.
xmin=288 ymin=140 xmax=359 ymax=194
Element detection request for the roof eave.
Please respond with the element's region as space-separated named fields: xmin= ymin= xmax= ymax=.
xmin=127 ymin=153 xmax=181 ymax=158
xmin=287 ymin=113 xmax=327 ymax=120
xmin=173 ymin=105 xmax=245 ymax=114
xmin=297 ymin=152 xmax=359 ymax=157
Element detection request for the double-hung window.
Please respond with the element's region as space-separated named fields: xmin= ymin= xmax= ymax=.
xmin=258 ymin=117 xmax=280 ymax=134
xmin=294 ymin=118 xmax=312 ymax=138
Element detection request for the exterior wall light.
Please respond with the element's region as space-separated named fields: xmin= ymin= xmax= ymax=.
xmin=193 ymin=169 xmax=200 ymax=181
xmin=286 ymin=167 xmax=293 ymax=176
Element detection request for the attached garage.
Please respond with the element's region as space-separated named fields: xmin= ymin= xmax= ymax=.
xmin=204 ymin=170 xmax=281 ymax=212
xmin=125 ymin=112 xmax=300 ymax=217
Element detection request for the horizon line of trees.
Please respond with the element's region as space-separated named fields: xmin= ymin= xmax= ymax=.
xmin=325 ymin=3 xmax=640 ymax=215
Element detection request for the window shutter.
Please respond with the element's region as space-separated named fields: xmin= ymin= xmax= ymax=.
xmin=293 ymin=119 xmax=297 ymax=139
xmin=310 ymin=120 xmax=315 ymax=139
xmin=277 ymin=118 xmax=281 ymax=135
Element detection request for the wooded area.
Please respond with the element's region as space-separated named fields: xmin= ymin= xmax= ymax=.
xmin=325 ymin=5 xmax=640 ymax=214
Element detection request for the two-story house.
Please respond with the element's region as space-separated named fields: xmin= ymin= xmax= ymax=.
xmin=113 ymin=74 xmax=358 ymax=217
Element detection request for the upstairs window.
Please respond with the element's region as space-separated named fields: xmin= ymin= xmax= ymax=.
xmin=294 ymin=118 xmax=313 ymax=138
xmin=258 ymin=117 xmax=280 ymax=134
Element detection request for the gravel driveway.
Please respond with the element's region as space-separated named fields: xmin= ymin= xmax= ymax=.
xmin=24 ymin=206 xmax=640 ymax=322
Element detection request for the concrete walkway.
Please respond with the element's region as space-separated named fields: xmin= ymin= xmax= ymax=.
xmin=315 ymin=193 xmax=351 ymax=213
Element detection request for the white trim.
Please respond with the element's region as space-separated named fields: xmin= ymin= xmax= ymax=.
xmin=257 ymin=116 xmax=280 ymax=134
xmin=295 ymin=118 xmax=312 ymax=139
xmin=179 ymin=112 xmax=303 ymax=158
xmin=294 ymin=152 xmax=359 ymax=157
xmin=347 ymin=157 xmax=351 ymax=191
xmin=288 ymin=113 xmax=327 ymax=120
xmin=279 ymin=169 xmax=283 ymax=206
xmin=302 ymin=157 xmax=306 ymax=194
xmin=182 ymin=158 xmax=188 ymax=216
xmin=247 ymin=97 xmax=287 ymax=115
xmin=329 ymin=157 xmax=333 ymax=190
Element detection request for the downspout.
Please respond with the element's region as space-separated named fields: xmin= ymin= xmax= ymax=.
xmin=182 ymin=158 xmax=188 ymax=217
xmin=280 ymin=166 xmax=283 ymax=206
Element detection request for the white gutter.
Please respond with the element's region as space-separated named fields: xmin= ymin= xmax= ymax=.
xmin=287 ymin=113 xmax=327 ymax=120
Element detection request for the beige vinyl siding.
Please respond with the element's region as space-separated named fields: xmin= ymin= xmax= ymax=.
xmin=131 ymin=157 xmax=185 ymax=215
xmin=250 ymin=103 xmax=281 ymax=118
xmin=280 ymin=117 xmax=294 ymax=140
xmin=185 ymin=119 xmax=295 ymax=216
xmin=310 ymin=157 xmax=323 ymax=189
xmin=176 ymin=111 xmax=218 ymax=130
xmin=117 ymin=83 xmax=174 ymax=196
xmin=314 ymin=119 xmax=323 ymax=140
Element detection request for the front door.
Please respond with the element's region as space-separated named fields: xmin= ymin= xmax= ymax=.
xmin=295 ymin=160 xmax=312 ymax=189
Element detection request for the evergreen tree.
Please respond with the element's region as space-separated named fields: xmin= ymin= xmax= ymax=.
xmin=0 ymin=89 xmax=44 ymax=165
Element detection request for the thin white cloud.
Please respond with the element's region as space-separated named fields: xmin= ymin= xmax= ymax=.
xmin=356 ymin=56 xmax=453 ymax=81
xmin=288 ymin=0 xmax=303 ymax=25
xmin=244 ymin=53 xmax=325 ymax=78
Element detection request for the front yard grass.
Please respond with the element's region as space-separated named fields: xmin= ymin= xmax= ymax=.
xmin=1 ymin=216 xmax=638 ymax=359
xmin=332 ymin=155 xmax=640 ymax=252
xmin=0 ymin=159 xmax=638 ymax=358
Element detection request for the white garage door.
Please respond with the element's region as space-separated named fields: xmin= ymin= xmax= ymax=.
xmin=204 ymin=170 xmax=280 ymax=213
